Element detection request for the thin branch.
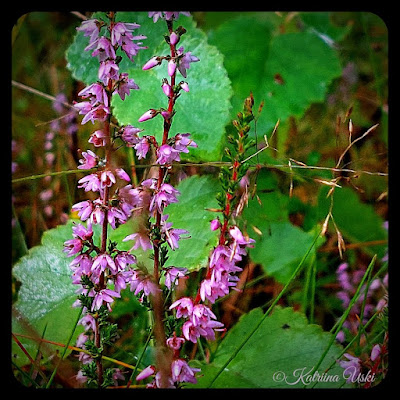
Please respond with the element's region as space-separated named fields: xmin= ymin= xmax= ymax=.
xmin=12 ymin=80 xmax=75 ymax=109
xmin=71 ymin=11 xmax=88 ymax=20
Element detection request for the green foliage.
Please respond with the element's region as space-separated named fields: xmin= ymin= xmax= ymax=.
xmin=317 ymin=186 xmax=387 ymax=258
xmin=66 ymin=12 xmax=233 ymax=162
xmin=189 ymin=307 xmax=345 ymax=388
xmin=164 ymin=175 xmax=220 ymax=271
xmin=207 ymin=14 xmax=344 ymax=141
xmin=242 ymin=170 xmax=324 ymax=284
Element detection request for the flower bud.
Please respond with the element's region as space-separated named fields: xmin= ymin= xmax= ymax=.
xmin=170 ymin=32 xmax=179 ymax=45
xmin=210 ymin=219 xmax=221 ymax=231
xmin=142 ymin=56 xmax=161 ymax=70
xmin=168 ymin=59 xmax=177 ymax=76
xmin=138 ymin=109 xmax=158 ymax=122
xmin=180 ymin=81 xmax=189 ymax=92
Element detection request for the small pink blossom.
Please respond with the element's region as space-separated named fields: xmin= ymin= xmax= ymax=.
xmin=142 ymin=56 xmax=161 ymax=70
xmin=136 ymin=365 xmax=156 ymax=381
xmin=169 ymin=297 xmax=193 ymax=319
xmin=123 ymin=232 xmax=153 ymax=251
xmin=210 ymin=219 xmax=221 ymax=231
xmin=138 ymin=109 xmax=158 ymax=122
xmin=88 ymin=130 xmax=107 ymax=147
xmin=78 ymin=149 xmax=98 ymax=170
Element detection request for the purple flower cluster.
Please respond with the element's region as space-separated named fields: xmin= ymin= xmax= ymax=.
xmin=335 ymin=261 xmax=388 ymax=343
xmin=65 ymin=13 xmax=154 ymax=385
xmin=74 ymin=18 xmax=145 ymax=122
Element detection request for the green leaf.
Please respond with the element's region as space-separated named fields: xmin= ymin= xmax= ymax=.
xmin=66 ymin=12 xmax=233 ymax=162
xmin=12 ymin=221 xmax=83 ymax=366
xmin=208 ymin=14 xmax=343 ymax=136
xmin=164 ymin=175 xmax=220 ymax=271
xmin=317 ymin=186 xmax=387 ymax=258
xmin=242 ymin=171 xmax=323 ymax=284
xmin=250 ymin=221 xmax=322 ymax=284
xmin=190 ymin=307 xmax=346 ymax=388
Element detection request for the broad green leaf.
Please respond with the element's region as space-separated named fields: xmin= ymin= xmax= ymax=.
xmin=110 ymin=175 xmax=220 ymax=273
xmin=208 ymin=15 xmax=343 ymax=138
xmin=66 ymin=12 xmax=233 ymax=162
xmin=317 ymin=186 xmax=387 ymax=258
xmin=190 ymin=307 xmax=345 ymax=388
xmin=242 ymin=170 xmax=323 ymax=284
xmin=249 ymin=221 xmax=322 ymax=284
xmin=164 ymin=175 xmax=220 ymax=271
xmin=12 ymin=221 xmax=83 ymax=366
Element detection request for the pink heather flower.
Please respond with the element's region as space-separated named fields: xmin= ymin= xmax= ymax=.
xmin=120 ymin=125 xmax=142 ymax=146
xmin=134 ymin=137 xmax=150 ymax=160
xmin=88 ymin=130 xmax=107 ymax=147
xmin=78 ymin=174 xmax=101 ymax=193
xmin=91 ymin=288 xmax=121 ymax=311
xmin=210 ymin=219 xmax=221 ymax=231
xmin=81 ymin=104 xmax=110 ymax=125
xmin=92 ymin=253 xmax=117 ymax=275
xmin=156 ymin=144 xmax=181 ymax=164
xmin=100 ymin=170 xmax=116 ymax=188
xmin=98 ymin=59 xmax=119 ymax=85
xmin=116 ymin=73 xmax=139 ymax=100
xmin=200 ymin=276 xmax=227 ymax=303
xmin=229 ymin=226 xmax=255 ymax=247
xmin=107 ymin=206 xmax=128 ymax=229
xmin=77 ymin=19 xmax=100 ymax=44
xmin=176 ymin=47 xmax=199 ymax=78
xmin=72 ymin=200 xmax=93 ymax=221
xmin=149 ymin=12 xmax=191 ymax=22
xmin=160 ymin=109 xmax=172 ymax=120
xmin=161 ymin=216 xmax=189 ymax=250
xmin=115 ymin=168 xmax=131 ymax=182
xmin=87 ymin=36 xmax=116 ymax=61
xmin=110 ymin=21 xmax=140 ymax=46
xmin=339 ymin=353 xmax=361 ymax=384
xmin=148 ymin=12 xmax=164 ymax=23
xmin=166 ymin=332 xmax=185 ymax=351
xmin=141 ymin=178 xmax=157 ymax=190
xmin=63 ymin=238 xmax=83 ymax=257
xmin=149 ymin=183 xmax=180 ymax=214
xmin=111 ymin=368 xmax=126 ymax=386
xmin=123 ymin=232 xmax=153 ymax=251
xmin=114 ymin=252 xmax=137 ymax=271
xmin=121 ymin=38 xmax=147 ymax=61
xmin=136 ymin=365 xmax=156 ymax=381
xmin=182 ymin=320 xmax=201 ymax=343
xmin=79 ymin=313 xmax=96 ymax=331
xmin=168 ymin=59 xmax=177 ymax=77
xmin=370 ymin=344 xmax=381 ymax=361
xmin=138 ymin=109 xmax=158 ymax=122
xmin=72 ymin=222 xmax=93 ymax=241
xmin=127 ymin=270 xmax=160 ymax=298
xmin=173 ymin=133 xmax=197 ymax=153
xmin=169 ymin=32 xmax=179 ymax=45
xmin=180 ymin=81 xmax=189 ymax=92
xmin=78 ymin=149 xmax=98 ymax=170
xmin=73 ymin=101 xmax=93 ymax=116
xmin=142 ymin=56 xmax=161 ymax=70
xmin=164 ymin=266 xmax=188 ymax=289
xmin=171 ymin=359 xmax=200 ymax=384
xmin=78 ymin=83 xmax=108 ymax=107
xmin=76 ymin=332 xmax=88 ymax=348
xmin=169 ymin=297 xmax=194 ymax=319
xmin=162 ymin=81 xmax=172 ymax=97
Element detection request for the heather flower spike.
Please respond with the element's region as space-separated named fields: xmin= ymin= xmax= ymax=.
xmin=66 ymin=11 xmax=148 ymax=387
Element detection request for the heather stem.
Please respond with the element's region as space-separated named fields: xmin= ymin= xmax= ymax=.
xmin=150 ymin=17 xmax=179 ymax=388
